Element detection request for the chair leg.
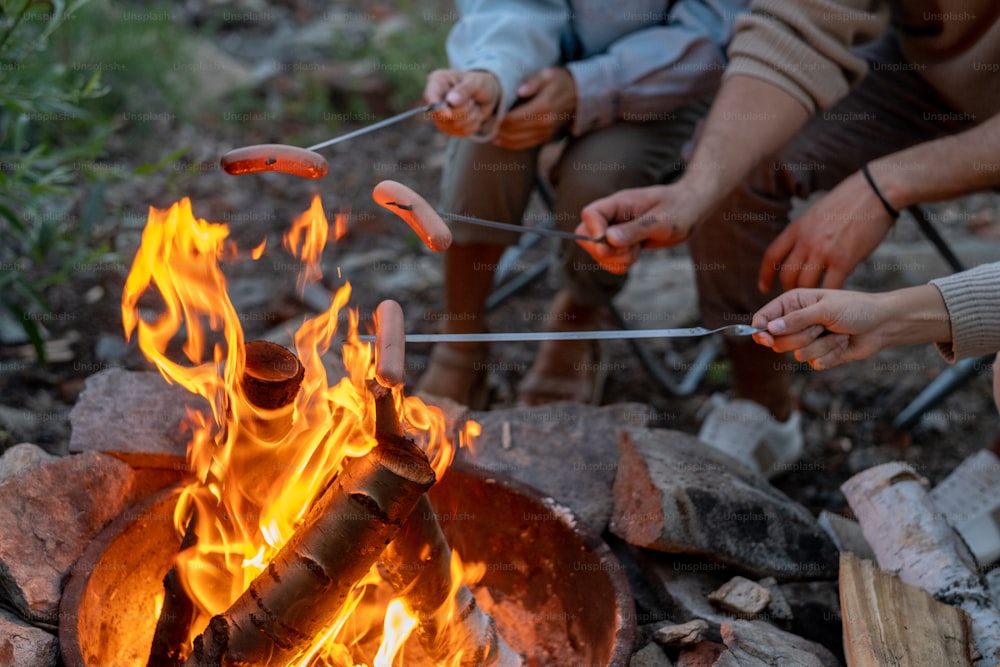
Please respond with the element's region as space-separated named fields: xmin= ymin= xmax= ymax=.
xmin=892 ymin=355 xmax=993 ymax=430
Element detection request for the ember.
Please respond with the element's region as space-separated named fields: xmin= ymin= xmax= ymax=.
xmin=120 ymin=196 xmax=489 ymax=666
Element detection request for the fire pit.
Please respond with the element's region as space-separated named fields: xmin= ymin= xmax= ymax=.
xmin=60 ymin=195 xmax=637 ymax=666
xmin=60 ymin=460 xmax=635 ymax=666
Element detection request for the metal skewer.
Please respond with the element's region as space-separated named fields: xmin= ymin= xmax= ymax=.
xmin=306 ymin=103 xmax=446 ymax=152
xmin=359 ymin=325 xmax=763 ymax=344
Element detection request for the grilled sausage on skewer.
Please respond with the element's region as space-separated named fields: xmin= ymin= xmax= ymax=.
xmin=220 ymin=144 xmax=329 ymax=179
xmin=372 ymin=180 xmax=452 ymax=251
xmin=374 ymin=300 xmax=406 ymax=388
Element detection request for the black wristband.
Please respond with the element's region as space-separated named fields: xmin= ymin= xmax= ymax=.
xmin=861 ymin=164 xmax=900 ymax=219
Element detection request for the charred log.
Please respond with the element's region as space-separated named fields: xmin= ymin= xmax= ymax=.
xmin=148 ymin=341 xmax=305 ymax=667
xmin=184 ymin=433 xmax=435 ymax=666
xmin=370 ymin=379 xmax=523 ymax=667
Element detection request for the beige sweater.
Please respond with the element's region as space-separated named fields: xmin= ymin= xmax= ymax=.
xmin=727 ymin=0 xmax=1000 ymax=119
xmin=931 ymin=262 xmax=1000 ymax=362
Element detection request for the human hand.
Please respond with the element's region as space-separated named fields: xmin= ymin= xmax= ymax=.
xmin=751 ymin=289 xmax=890 ymax=369
xmin=494 ymin=67 xmax=576 ymax=150
xmin=575 ymin=183 xmax=705 ymax=274
xmin=758 ymin=170 xmax=897 ymax=292
xmin=424 ymin=69 xmax=502 ymax=136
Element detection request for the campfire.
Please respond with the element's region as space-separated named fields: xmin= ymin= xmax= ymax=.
xmin=117 ymin=196 xmax=517 ymax=666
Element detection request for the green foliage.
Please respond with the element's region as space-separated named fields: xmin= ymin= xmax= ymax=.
xmin=329 ymin=8 xmax=451 ymax=116
xmin=47 ymin=0 xmax=196 ymax=129
xmin=375 ymin=16 xmax=450 ymax=111
xmin=0 ymin=0 xmax=116 ymax=362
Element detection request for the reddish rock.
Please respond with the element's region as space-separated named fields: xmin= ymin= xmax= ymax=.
xmin=0 ymin=608 xmax=57 ymax=667
xmin=611 ymin=429 xmax=837 ymax=580
xmin=0 ymin=450 xmax=135 ymax=621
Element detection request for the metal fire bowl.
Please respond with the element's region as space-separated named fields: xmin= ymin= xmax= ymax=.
xmin=60 ymin=460 xmax=636 ymax=666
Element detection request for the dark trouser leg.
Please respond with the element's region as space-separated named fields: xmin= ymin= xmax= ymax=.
xmin=417 ymin=138 xmax=538 ymax=405
xmin=517 ymin=102 xmax=709 ymax=404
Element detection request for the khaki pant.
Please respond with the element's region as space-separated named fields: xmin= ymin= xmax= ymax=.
xmin=689 ymin=32 xmax=978 ymax=328
xmin=440 ymin=99 xmax=710 ymax=307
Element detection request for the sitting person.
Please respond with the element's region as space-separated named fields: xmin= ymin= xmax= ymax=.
xmin=416 ymin=0 xmax=747 ymax=408
xmin=574 ymin=0 xmax=1000 ymax=475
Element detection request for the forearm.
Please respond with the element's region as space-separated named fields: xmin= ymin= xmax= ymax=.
xmin=681 ymin=74 xmax=810 ymax=214
xmin=869 ymin=112 xmax=1000 ymax=210
xmin=870 ymin=285 xmax=952 ymax=350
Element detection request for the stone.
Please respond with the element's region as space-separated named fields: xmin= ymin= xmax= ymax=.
xmin=0 ymin=451 xmax=135 ymax=621
xmin=637 ymin=551 xmax=742 ymax=631
xmin=611 ymin=429 xmax=838 ymax=580
xmin=94 ymin=332 xmax=127 ymax=363
xmin=777 ymin=581 xmax=844 ymax=659
xmin=630 ymin=641 xmax=673 ymax=667
xmin=456 ymin=402 xmax=652 ymax=532
xmin=0 ymin=608 xmax=58 ymax=667
xmin=757 ymin=577 xmax=794 ymax=623
xmin=0 ymin=406 xmax=49 ymax=447
xmin=676 ymin=641 xmax=726 ymax=667
xmin=653 ymin=619 xmax=710 ymax=648
xmin=0 ymin=443 xmax=57 ymax=483
xmin=708 ymin=576 xmax=772 ymax=617
xmin=720 ymin=619 xmax=841 ymax=667
xmin=68 ymin=368 xmax=212 ymax=467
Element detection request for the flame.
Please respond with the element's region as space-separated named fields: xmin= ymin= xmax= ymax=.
xmin=122 ymin=197 xmax=471 ymax=666
xmin=374 ymin=600 xmax=419 ymax=667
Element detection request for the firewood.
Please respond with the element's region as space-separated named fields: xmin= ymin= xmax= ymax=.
xmin=839 ymin=552 xmax=972 ymax=667
xmin=149 ymin=341 xmax=306 ymax=667
xmin=184 ymin=432 xmax=435 ymax=667
xmin=842 ymin=462 xmax=1000 ymax=665
xmin=369 ymin=378 xmax=523 ymax=667
xmin=147 ymin=509 xmax=200 ymax=667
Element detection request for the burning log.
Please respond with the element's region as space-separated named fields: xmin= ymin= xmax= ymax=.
xmin=842 ymin=462 xmax=1000 ymax=665
xmin=184 ymin=432 xmax=435 ymax=666
xmin=149 ymin=341 xmax=305 ymax=667
xmin=372 ymin=301 xmax=524 ymax=667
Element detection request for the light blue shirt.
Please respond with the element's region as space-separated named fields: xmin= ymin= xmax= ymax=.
xmin=447 ymin=0 xmax=747 ymax=138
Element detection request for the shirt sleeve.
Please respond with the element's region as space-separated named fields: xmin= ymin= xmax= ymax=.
xmin=566 ymin=0 xmax=746 ymax=136
xmin=930 ymin=262 xmax=1000 ymax=362
xmin=446 ymin=0 xmax=568 ymax=140
xmin=724 ymin=0 xmax=889 ymax=113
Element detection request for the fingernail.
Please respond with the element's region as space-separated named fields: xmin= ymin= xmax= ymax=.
xmin=445 ymin=90 xmax=461 ymax=105
xmin=768 ymin=319 xmax=787 ymax=335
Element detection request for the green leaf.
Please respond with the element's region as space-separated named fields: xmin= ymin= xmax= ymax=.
xmin=1 ymin=299 xmax=45 ymax=364
xmin=133 ymin=146 xmax=188 ymax=175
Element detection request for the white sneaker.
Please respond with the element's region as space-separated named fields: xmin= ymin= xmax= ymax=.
xmin=697 ymin=394 xmax=804 ymax=479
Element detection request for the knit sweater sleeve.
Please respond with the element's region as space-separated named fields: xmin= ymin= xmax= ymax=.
xmin=930 ymin=262 xmax=1000 ymax=362
xmin=723 ymin=0 xmax=888 ymax=113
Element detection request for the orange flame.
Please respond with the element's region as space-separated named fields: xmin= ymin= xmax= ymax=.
xmin=122 ymin=197 xmax=469 ymax=665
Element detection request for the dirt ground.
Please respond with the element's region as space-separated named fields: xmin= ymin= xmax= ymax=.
xmin=1 ymin=0 xmax=998 ymax=521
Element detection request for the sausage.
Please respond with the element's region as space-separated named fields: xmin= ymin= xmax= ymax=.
xmin=220 ymin=144 xmax=329 ymax=179
xmin=372 ymin=180 xmax=452 ymax=252
xmin=373 ymin=300 xmax=406 ymax=388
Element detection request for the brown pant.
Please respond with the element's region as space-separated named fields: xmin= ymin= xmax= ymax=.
xmin=440 ymin=99 xmax=710 ymax=307
xmin=690 ymin=33 xmax=978 ymax=328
